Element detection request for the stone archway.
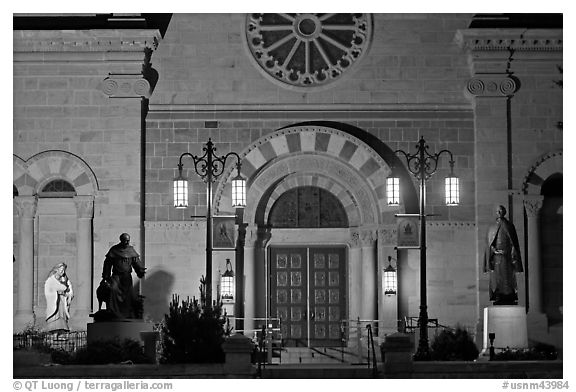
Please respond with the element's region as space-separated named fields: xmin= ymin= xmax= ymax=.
xmin=13 ymin=150 xmax=98 ymax=331
xmin=218 ymin=123 xmax=411 ymax=338
xmin=521 ymin=150 xmax=562 ymax=343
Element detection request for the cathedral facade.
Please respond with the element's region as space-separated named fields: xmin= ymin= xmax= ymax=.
xmin=13 ymin=13 xmax=562 ymax=352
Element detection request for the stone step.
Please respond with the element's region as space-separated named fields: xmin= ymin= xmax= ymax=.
xmin=261 ymin=364 xmax=376 ymax=379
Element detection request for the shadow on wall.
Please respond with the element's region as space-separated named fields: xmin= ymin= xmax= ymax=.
xmin=135 ymin=269 xmax=175 ymax=323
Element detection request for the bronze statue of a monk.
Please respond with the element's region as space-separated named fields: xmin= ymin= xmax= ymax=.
xmin=101 ymin=233 xmax=146 ymax=319
xmin=483 ymin=205 xmax=523 ymax=305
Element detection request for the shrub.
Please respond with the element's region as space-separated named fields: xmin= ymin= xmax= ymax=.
xmin=159 ymin=278 xmax=232 ymax=363
xmin=430 ymin=326 xmax=479 ymax=361
xmin=51 ymin=338 xmax=148 ymax=365
xmin=494 ymin=343 xmax=558 ymax=361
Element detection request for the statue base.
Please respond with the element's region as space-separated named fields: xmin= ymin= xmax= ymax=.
xmin=482 ymin=305 xmax=528 ymax=352
xmin=87 ymin=320 xmax=155 ymax=345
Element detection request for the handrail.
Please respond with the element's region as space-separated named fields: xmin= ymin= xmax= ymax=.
xmin=366 ymin=324 xmax=378 ymax=378
xmin=403 ymin=316 xmax=454 ymax=332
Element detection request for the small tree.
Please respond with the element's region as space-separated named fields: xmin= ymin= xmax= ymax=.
xmin=159 ymin=277 xmax=232 ymax=363
xmin=430 ymin=326 xmax=479 ymax=361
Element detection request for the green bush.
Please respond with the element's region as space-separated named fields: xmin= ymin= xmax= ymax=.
xmin=51 ymin=338 xmax=148 ymax=365
xmin=159 ymin=278 xmax=232 ymax=364
xmin=430 ymin=326 xmax=479 ymax=361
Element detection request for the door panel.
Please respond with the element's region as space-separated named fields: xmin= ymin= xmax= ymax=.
xmin=270 ymin=246 xmax=346 ymax=347
xmin=270 ymin=248 xmax=308 ymax=347
xmin=309 ymin=248 xmax=346 ymax=346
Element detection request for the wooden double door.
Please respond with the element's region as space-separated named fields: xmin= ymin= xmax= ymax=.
xmin=269 ymin=246 xmax=347 ymax=347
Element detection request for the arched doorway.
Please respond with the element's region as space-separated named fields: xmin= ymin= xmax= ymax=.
xmin=215 ymin=122 xmax=417 ymax=342
xmin=268 ymin=186 xmax=349 ymax=347
xmin=540 ymin=173 xmax=562 ymax=325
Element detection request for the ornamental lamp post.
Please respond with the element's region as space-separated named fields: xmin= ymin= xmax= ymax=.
xmin=391 ymin=136 xmax=459 ymax=360
xmin=173 ymin=139 xmax=246 ymax=306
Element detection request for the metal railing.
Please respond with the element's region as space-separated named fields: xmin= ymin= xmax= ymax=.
xmin=13 ymin=331 xmax=87 ymax=352
xmin=339 ymin=318 xmax=379 ymax=364
xmin=402 ymin=316 xmax=454 ymax=334
xmin=227 ymin=316 xmax=282 ymax=368
xmin=366 ymin=324 xmax=378 ymax=378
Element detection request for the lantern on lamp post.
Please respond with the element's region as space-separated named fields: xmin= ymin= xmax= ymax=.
xmin=220 ymin=259 xmax=235 ymax=302
xmin=391 ymin=136 xmax=459 ymax=360
xmin=384 ymin=256 xmax=397 ymax=296
xmin=173 ymin=139 xmax=246 ymax=305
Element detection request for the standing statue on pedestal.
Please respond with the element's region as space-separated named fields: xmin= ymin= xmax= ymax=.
xmin=44 ymin=262 xmax=73 ymax=332
xmin=484 ymin=205 xmax=523 ymax=305
xmin=100 ymin=233 xmax=146 ymax=319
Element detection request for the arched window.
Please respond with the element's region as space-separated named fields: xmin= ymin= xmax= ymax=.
xmin=39 ymin=179 xmax=76 ymax=198
xmin=268 ymin=186 xmax=349 ymax=228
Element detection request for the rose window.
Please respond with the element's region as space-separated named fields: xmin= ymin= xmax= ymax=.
xmin=246 ymin=13 xmax=372 ymax=89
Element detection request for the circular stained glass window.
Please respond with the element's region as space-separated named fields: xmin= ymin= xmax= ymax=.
xmin=246 ymin=13 xmax=373 ymax=89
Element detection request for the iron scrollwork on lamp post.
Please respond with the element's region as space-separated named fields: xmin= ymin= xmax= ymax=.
xmin=174 ymin=138 xmax=246 ymax=306
xmin=389 ymin=136 xmax=459 ymax=360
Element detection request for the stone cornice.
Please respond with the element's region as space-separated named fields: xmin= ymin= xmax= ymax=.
xmin=455 ymin=29 xmax=562 ymax=53
xmin=13 ymin=29 xmax=161 ymax=55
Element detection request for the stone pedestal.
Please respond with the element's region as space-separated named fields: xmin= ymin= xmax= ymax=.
xmin=483 ymin=306 xmax=528 ymax=351
xmin=87 ymin=320 xmax=155 ymax=345
xmin=222 ymin=333 xmax=255 ymax=373
xmin=380 ymin=332 xmax=413 ymax=375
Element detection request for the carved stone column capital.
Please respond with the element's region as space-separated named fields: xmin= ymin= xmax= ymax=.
xmin=73 ymin=195 xmax=94 ymax=218
xmin=524 ymin=195 xmax=544 ymax=218
xmin=466 ymin=74 xmax=519 ymax=97
xmin=377 ymin=225 xmax=397 ymax=246
xmin=101 ymin=74 xmax=152 ymax=98
xmin=349 ymin=229 xmax=361 ymax=249
xmin=360 ymin=228 xmax=377 ymax=247
xmin=244 ymin=225 xmax=259 ymax=248
xmin=14 ymin=196 xmax=38 ymax=219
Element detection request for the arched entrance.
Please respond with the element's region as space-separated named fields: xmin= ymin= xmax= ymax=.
xmin=213 ymin=122 xmax=418 ymax=341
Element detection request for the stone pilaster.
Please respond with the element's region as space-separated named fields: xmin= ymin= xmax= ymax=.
xmin=73 ymin=195 xmax=94 ymax=329
xmin=348 ymin=229 xmax=362 ymax=321
xmin=14 ymin=196 xmax=38 ymax=331
xmin=242 ymin=225 xmax=258 ymax=336
xmin=360 ymin=228 xmax=377 ymax=322
xmin=524 ymin=195 xmax=544 ymax=314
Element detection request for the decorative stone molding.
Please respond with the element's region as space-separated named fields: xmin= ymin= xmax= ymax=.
xmin=455 ymin=29 xmax=563 ymax=53
xmin=101 ymin=74 xmax=152 ymax=98
xmin=522 ymin=150 xmax=562 ymax=195
xmin=244 ymin=226 xmax=260 ymax=248
xmin=523 ymin=196 xmax=544 ymax=218
xmin=466 ymin=75 xmax=519 ymax=97
xmin=242 ymin=154 xmax=378 ymax=226
xmin=13 ymin=30 xmax=161 ymax=53
xmin=144 ymin=221 xmax=203 ymax=230
xmin=426 ymin=221 xmax=476 ymax=230
xmin=377 ymin=225 xmax=397 ymax=246
xmin=14 ymin=151 xmax=99 ymax=196
xmin=245 ymin=13 xmax=373 ymax=90
xmin=14 ymin=196 xmax=38 ymax=219
xmin=73 ymin=195 xmax=94 ymax=218
xmin=349 ymin=229 xmax=361 ymax=249
xmin=360 ymin=229 xmax=377 ymax=247
xmin=215 ymin=124 xmax=392 ymax=226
